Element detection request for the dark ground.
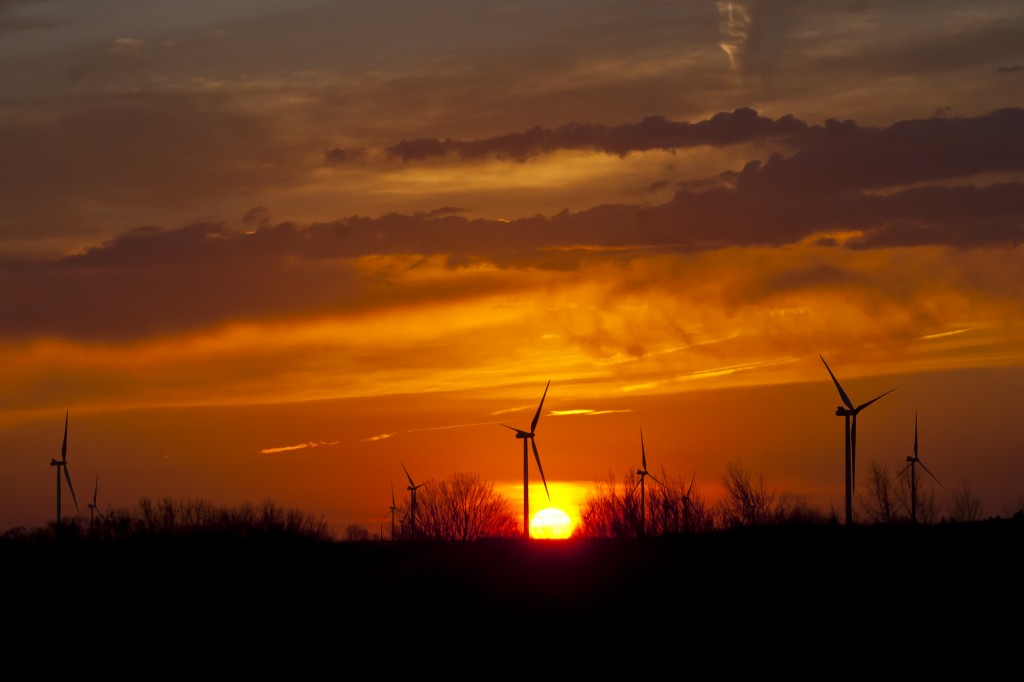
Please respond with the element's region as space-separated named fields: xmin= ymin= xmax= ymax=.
xmin=4 ymin=519 xmax=1020 ymax=664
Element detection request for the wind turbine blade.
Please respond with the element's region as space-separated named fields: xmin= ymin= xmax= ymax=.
xmin=92 ymin=474 xmax=99 ymax=506
xmin=531 ymin=438 xmax=550 ymax=500
xmin=530 ymin=380 xmax=551 ymax=435
xmin=648 ymin=473 xmax=666 ymax=488
xmin=61 ymin=411 xmax=69 ymax=462
xmin=64 ymin=466 xmax=80 ymax=513
xmin=686 ymin=471 xmax=697 ymax=498
xmin=919 ymin=461 xmax=943 ymax=488
xmin=898 ymin=463 xmax=912 ymax=477
xmin=855 ymin=387 xmax=897 ymax=412
xmin=819 ymin=355 xmax=854 ymax=410
xmin=391 ymin=482 xmax=396 ymax=508
xmin=640 ymin=428 xmax=647 ymax=470
xmin=401 ymin=462 xmax=415 ymax=488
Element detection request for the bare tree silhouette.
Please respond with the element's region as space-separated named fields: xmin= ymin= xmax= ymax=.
xmin=859 ymin=459 xmax=899 ymax=524
xmin=400 ymin=472 xmax=518 ymax=541
xmin=895 ymin=473 xmax=938 ymax=523
xmin=949 ymin=481 xmax=983 ymax=522
xmin=574 ymin=469 xmax=713 ymax=538
xmin=717 ymin=460 xmax=777 ymax=528
xmin=345 ymin=524 xmax=371 ymax=541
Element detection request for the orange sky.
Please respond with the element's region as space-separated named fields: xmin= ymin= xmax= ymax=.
xmin=1 ymin=1 xmax=1023 ymax=535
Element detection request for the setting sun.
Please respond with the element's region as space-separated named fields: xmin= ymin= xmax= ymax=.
xmin=530 ymin=507 xmax=573 ymax=539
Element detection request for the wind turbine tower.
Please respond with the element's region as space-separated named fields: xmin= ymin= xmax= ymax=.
xmin=401 ymin=462 xmax=427 ymax=538
xmin=635 ymin=429 xmax=665 ymax=536
xmin=503 ymin=380 xmax=551 ymax=538
xmin=49 ymin=412 xmax=80 ymax=529
xmin=820 ymin=356 xmax=896 ymax=525
xmin=88 ymin=474 xmax=105 ymax=525
xmin=899 ymin=411 xmax=942 ymax=524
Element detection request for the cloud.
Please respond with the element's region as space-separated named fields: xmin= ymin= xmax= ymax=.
xmin=362 ymin=433 xmax=394 ymax=443
xmin=549 ymin=409 xmax=633 ymax=416
xmin=1 ymin=108 xmax=1020 ymax=343
xmin=0 ymin=91 xmax=304 ymax=241
xmin=387 ymin=108 xmax=808 ymax=162
xmin=322 ymin=147 xmax=367 ymax=165
xmin=260 ymin=440 xmax=339 ymax=454
xmin=109 ymin=38 xmax=146 ymax=56
xmin=242 ymin=206 xmax=273 ymax=229
xmin=415 ymin=207 xmax=469 ymax=218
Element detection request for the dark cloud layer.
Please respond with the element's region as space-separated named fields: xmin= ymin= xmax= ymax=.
xmin=387 ymin=108 xmax=808 ymax=161
xmin=1 ymin=107 xmax=1020 ymax=342
xmin=387 ymin=108 xmax=1024 ymax=186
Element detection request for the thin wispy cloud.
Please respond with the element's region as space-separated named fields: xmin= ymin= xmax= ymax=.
xmin=363 ymin=420 xmax=505 ymax=443
xmin=259 ymin=440 xmax=339 ymax=454
xmin=549 ymin=408 xmax=633 ymax=417
xmin=405 ymin=420 xmax=505 ymax=433
xmin=921 ymin=328 xmax=970 ymax=340
xmin=490 ymin=406 xmax=531 ymax=416
xmin=716 ymin=1 xmax=751 ymax=70
xmin=362 ymin=433 xmax=395 ymax=443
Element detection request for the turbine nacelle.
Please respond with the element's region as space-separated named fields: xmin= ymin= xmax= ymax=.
xmin=503 ymin=424 xmax=532 ymax=439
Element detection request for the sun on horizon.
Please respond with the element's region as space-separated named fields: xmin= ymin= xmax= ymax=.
xmin=530 ymin=507 xmax=574 ymax=539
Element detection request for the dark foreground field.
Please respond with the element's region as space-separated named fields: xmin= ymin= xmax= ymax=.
xmin=4 ymin=519 xmax=1021 ymax=659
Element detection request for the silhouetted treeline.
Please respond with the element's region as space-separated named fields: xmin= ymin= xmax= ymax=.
xmin=576 ymin=460 xmax=831 ymax=538
xmin=2 ymin=497 xmax=331 ymax=544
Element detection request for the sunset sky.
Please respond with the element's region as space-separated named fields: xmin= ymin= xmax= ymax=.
xmin=2 ymin=0 xmax=1023 ymax=535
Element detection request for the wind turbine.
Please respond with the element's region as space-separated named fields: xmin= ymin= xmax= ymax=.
xmin=898 ymin=411 xmax=942 ymax=524
xmin=633 ymin=429 xmax=665 ymax=536
xmin=88 ymin=474 xmax=105 ymax=525
xmin=401 ymin=462 xmax=427 ymax=538
xmin=820 ymin=355 xmax=896 ymax=525
xmin=502 ymin=380 xmax=551 ymax=538
xmin=388 ymin=482 xmax=398 ymax=541
xmin=680 ymin=471 xmax=697 ymax=534
xmin=49 ymin=412 xmax=80 ymax=529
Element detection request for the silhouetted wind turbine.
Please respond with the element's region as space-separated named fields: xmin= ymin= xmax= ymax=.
xmin=88 ymin=474 xmax=105 ymax=525
xmin=502 ymin=380 xmax=551 ymax=538
xmin=680 ymin=471 xmax=697 ymax=533
xmin=388 ymin=482 xmax=398 ymax=541
xmin=820 ymin=355 xmax=896 ymax=525
xmin=50 ymin=412 xmax=79 ymax=529
xmin=633 ymin=428 xmax=665 ymax=536
xmin=899 ymin=411 xmax=943 ymax=524
xmin=401 ymin=462 xmax=427 ymax=538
